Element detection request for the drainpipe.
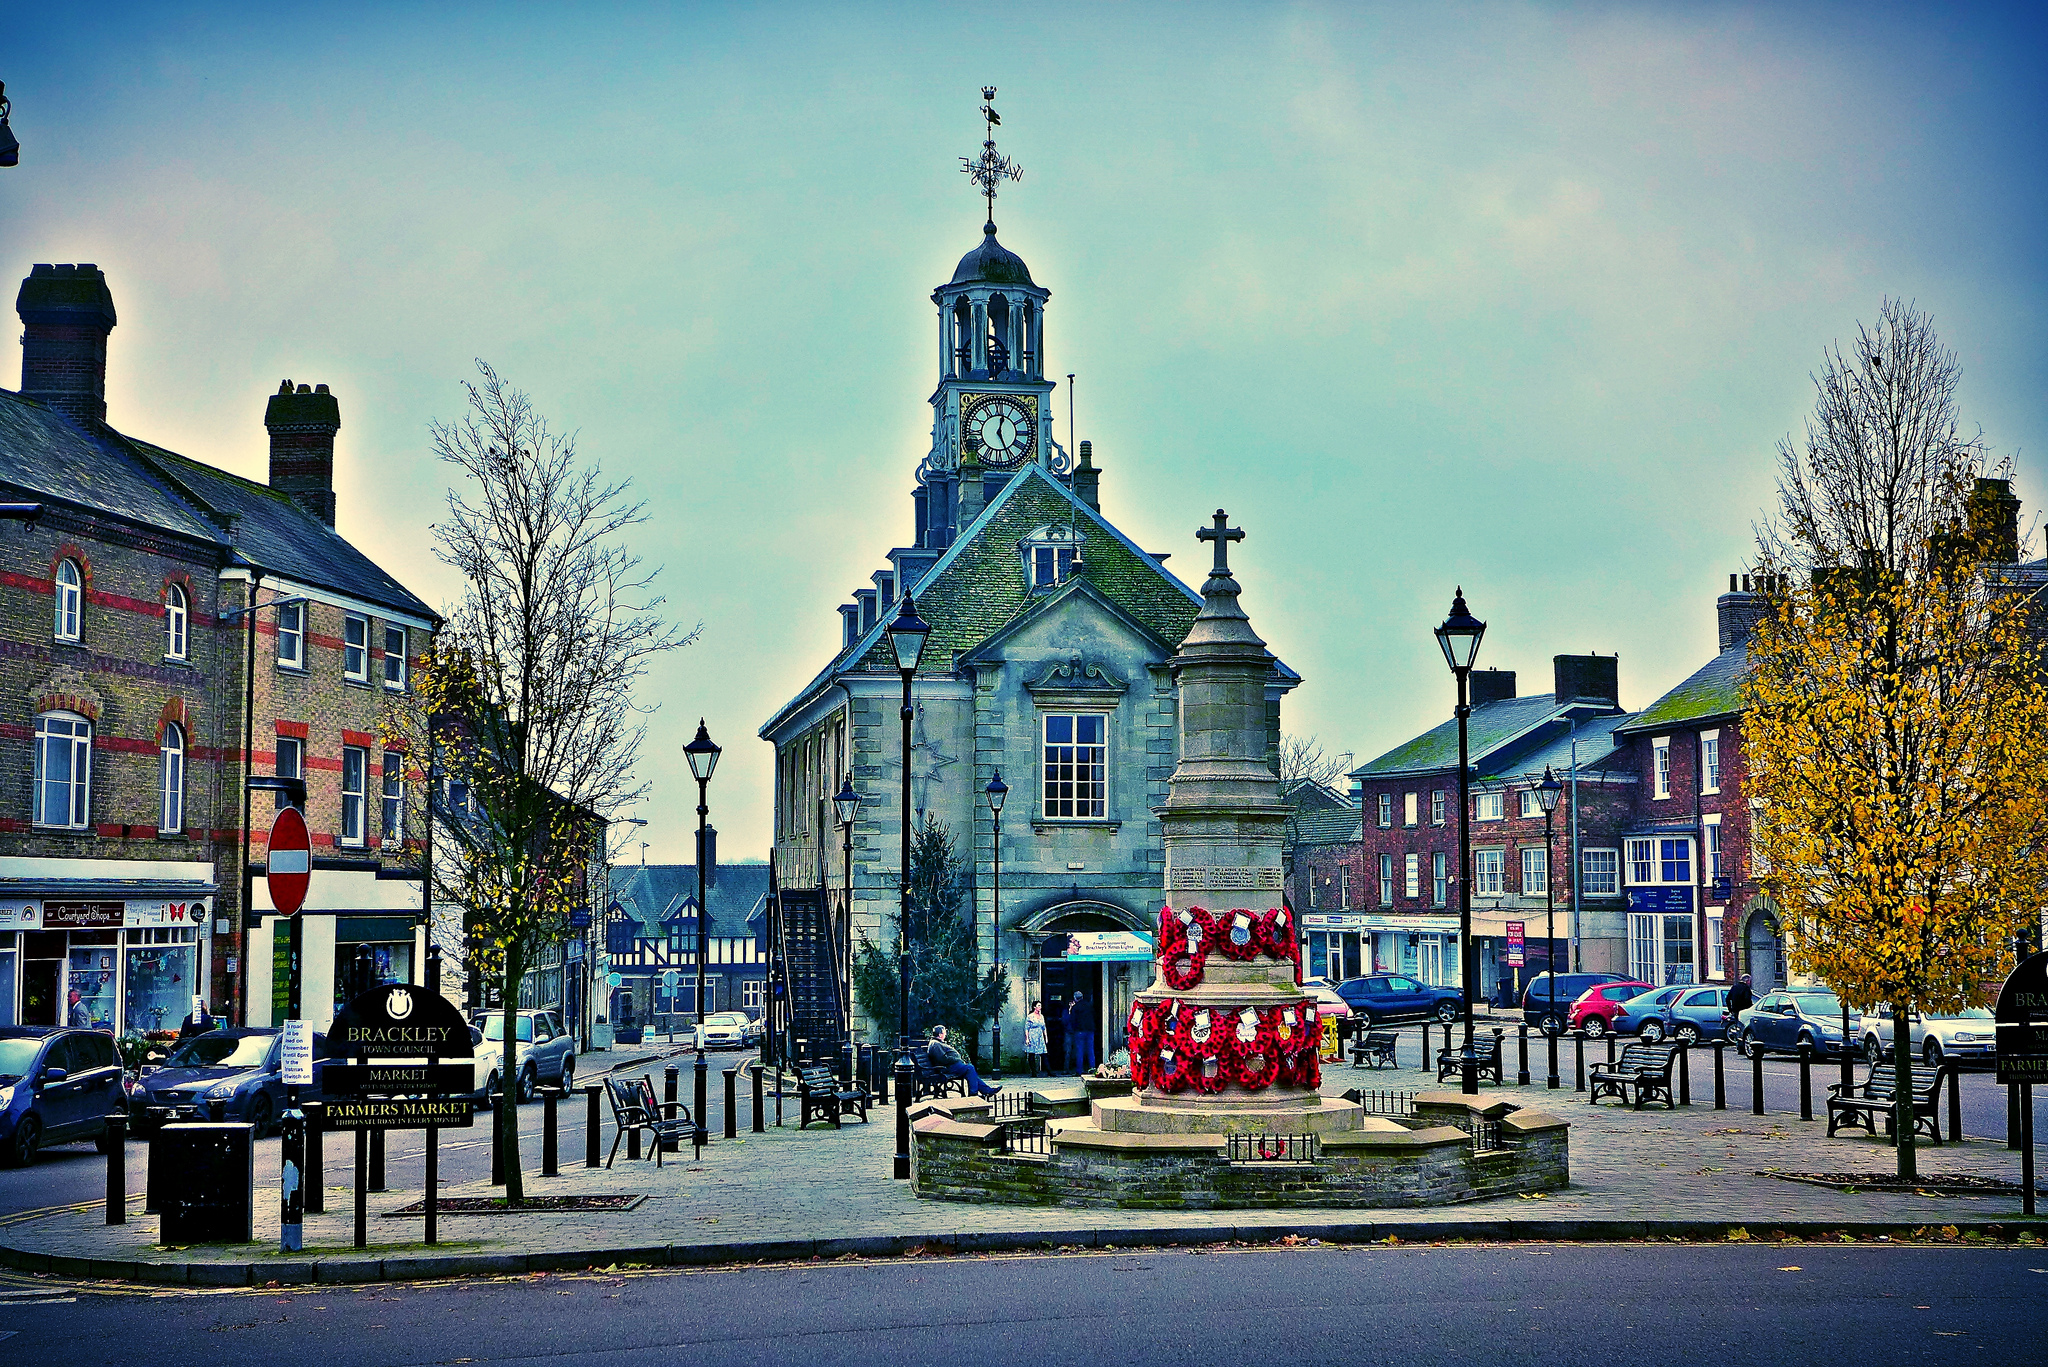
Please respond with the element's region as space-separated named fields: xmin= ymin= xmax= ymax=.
xmin=1568 ymin=721 xmax=1580 ymax=974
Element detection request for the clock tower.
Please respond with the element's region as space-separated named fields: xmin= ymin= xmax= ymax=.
xmin=915 ymin=90 xmax=1068 ymax=552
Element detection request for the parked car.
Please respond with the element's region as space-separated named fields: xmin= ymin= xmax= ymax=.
xmin=701 ymin=1012 xmax=763 ymax=1049
xmin=1737 ymin=988 xmax=1860 ymax=1058
xmin=1862 ymin=1006 xmax=1996 ymax=1069
xmin=1648 ymin=985 xmax=1732 ymax=1043
xmin=0 ymin=1027 xmax=124 ymax=1166
xmin=128 ymin=1027 xmax=329 ymax=1135
xmin=1609 ymin=986 xmax=1693 ymax=1039
xmin=471 ymin=1010 xmax=576 ymax=1103
xmin=1299 ymin=979 xmax=1353 ymax=1020
xmin=1333 ymin=974 xmax=1463 ymax=1026
xmin=1566 ymin=980 xmax=1657 ymax=1037
xmin=1520 ymin=973 xmax=1629 ymax=1034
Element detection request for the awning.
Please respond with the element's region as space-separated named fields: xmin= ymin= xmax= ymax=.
xmin=1060 ymin=930 xmax=1156 ymax=962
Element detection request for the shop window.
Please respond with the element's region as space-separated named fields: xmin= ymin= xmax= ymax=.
xmin=126 ymin=929 xmax=197 ymax=1036
xmin=341 ymin=745 xmax=367 ymax=845
xmin=164 ymin=582 xmax=189 ymax=660
xmin=160 ymin=722 xmax=185 ymax=834
xmin=1630 ymin=912 xmax=1697 ymax=985
xmin=68 ymin=941 xmax=119 ymax=1029
xmin=33 ymin=711 xmax=92 ymax=829
xmin=54 ymin=559 xmax=82 ymax=641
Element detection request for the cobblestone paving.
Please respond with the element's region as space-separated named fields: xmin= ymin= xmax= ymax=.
xmin=6 ymin=1057 xmax=2040 ymax=1278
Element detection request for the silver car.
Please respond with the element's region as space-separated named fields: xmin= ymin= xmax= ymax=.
xmin=1862 ymin=1006 xmax=1995 ymax=1069
xmin=472 ymin=1010 xmax=576 ymax=1103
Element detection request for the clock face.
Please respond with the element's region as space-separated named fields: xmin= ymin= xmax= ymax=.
xmin=964 ymin=396 xmax=1036 ymax=468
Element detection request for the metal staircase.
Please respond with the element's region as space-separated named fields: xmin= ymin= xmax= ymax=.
xmin=778 ymin=886 xmax=846 ymax=1061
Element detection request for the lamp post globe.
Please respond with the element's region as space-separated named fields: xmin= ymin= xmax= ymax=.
xmin=1436 ymin=588 xmax=1486 ymax=1096
xmin=888 ymin=595 xmax=929 ymax=1179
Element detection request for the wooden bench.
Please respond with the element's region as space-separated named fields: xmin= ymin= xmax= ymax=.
xmin=797 ymin=1064 xmax=869 ymax=1128
xmin=913 ymin=1051 xmax=972 ymax=1101
xmin=604 ymin=1074 xmax=694 ymax=1167
xmin=1827 ymin=1061 xmax=1943 ymax=1143
xmin=1435 ymin=1036 xmax=1503 ymax=1085
xmin=1350 ymin=1030 xmax=1400 ymax=1070
xmin=1588 ymin=1042 xmax=1679 ymax=1109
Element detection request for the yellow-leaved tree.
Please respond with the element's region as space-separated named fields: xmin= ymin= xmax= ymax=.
xmin=1744 ymin=299 xmax=2048 ymax=1177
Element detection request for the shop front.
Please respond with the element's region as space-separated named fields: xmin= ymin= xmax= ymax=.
xmin=246 ymin=866 xmax=424 ymax=1033
xmin=0 ymin=889 xmax=214 ymax=1039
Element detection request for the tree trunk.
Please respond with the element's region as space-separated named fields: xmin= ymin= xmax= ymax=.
xmin=500 ymin=943 xmax=528 ymax=1203
xmin=1892 ymin=999 xmax=1916 ymax=1181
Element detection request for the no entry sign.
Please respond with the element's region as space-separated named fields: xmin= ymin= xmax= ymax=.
xmin=268 ymin=806 xmax=311 ymax=916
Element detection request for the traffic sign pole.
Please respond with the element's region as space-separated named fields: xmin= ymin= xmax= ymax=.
xmin=267 ymin=806 xmax=312 ymax=1255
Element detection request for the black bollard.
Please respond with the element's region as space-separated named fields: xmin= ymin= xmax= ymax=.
xmin=694 ymin=1050 xmax=709 ymax=1154
xmin=354 ymin=1130 xmax=368 ymax=1249
xmin=424 ymin=1125 xmax=438 ymax=1246
xmin=104 ymin=1112 xmax=126 ymax=1225
xmin=1798 ymin=1044 xmax=1814 ymax=1121
xmin=586 ymin=1084 xmax=602 ymax=1168
xmin=369 ymin=1127 xmax=385 ymax=1193
xmin=1420 ymin=1022 xmax=1432 ymax=1074
xmin=491 ymin=1099 xmax=505 ymax=1184
xmin=753 ymin=1064 xmax=766 ymax=1133
xmin=1752 ymin=1043 xmax=1765 ymax=1116
xmin=542 ymin=1087 xmax=559 ymax=1177
xmin=893 ymin=1053 xmax=914 ymax=1180
xmin=1606 ymin=1034 xmax=1617 ymax=1066
xmin=724 ymin=1068 xmax=738 ymax=1140
xmin=1947 ymin=1065 xmax=1962 ymax=1144
xmin=1546 ymin=1026 xmax=1560 ymax=1090
xmin=664 ymin=1063 xmax=681 ymax=1154
xmin=875 ymin=1044 xmax=888 ymax=1104
xmin=306 ymin=1101 xmax=325 ymax=1214
xmin=1573 ymin=1031 xmax=1586 ymax=1091
xmin=1712 ymin=1042 xmax=1726 ymax=1110
xmin=1516 ymin=1024 xmax=1530 ymax=1086
xmin=1677 ymin=1041 xmax=1690 ymax=1106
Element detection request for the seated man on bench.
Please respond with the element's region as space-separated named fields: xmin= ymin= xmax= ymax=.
xmin=927 ymin=1024 xmax=999 ymax=1100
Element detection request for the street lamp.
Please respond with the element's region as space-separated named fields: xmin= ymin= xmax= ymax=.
xmin=833 ymin=774 xmax=860 ymax=1046
xmin=886 ymin=593 xmax=930 ymax=1180
xmin=985 ymin=770 xmax=1009 ymax=1079
xmin=1434 ymin=588 xmax=1486 ymax=1096
xmin=683 ymin=719 xmax=720 ymax=1151
xmin=1534 ymin=765 xmax=1564 ymax=1088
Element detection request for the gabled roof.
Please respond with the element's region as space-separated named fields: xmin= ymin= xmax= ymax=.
xmin=1289 ymin=805 xmax=1362 ymax=846
xmin=1616 ymin=644 xmax=1748 ymax=736
xmin=609 ymin=863 xmax=770 ymax=941
xmin=762 ymin=463 xmax=1297 ymax=739
xmin=0 ymin=387 xmax=436 ymax=623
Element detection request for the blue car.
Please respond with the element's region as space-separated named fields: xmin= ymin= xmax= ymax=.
xmin=0 ymin=1027 xmax=125 ymax=1166
xmin=1334 ymin=974 xmax=1464 ymax=1026
xmin=129 ymin=1027 xmax=328 ymax=1136
xmin=1610 ymin=986 xmax=1692 ymax=1038
xmin=1646 ymin=985 xmax=1732 ymax=1043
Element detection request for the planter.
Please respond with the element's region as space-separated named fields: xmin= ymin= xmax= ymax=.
xmin=1083 ymin=1075 xmax=1135 ymax=1102
xmin=615 ymin=1025 xmax=645 ymax=1045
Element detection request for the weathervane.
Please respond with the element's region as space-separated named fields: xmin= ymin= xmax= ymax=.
xmin=960 ymin=85 xmax=1022 ymax=229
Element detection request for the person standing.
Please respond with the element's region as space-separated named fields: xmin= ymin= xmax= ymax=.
xmin=1064 ymin=991 xmax=1097 ymax=1075
xmin=1023 ymin=1002 xmax=1048 ymax=1077
xmin=1725 ymin=973 xmax=1754 ymax=1036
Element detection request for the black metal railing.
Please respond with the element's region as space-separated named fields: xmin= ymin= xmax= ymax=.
xmin=984 ymin=1091 xmax=1032 ymax=1121
xmin=1225 ymin=1132 xmax=1321 ymax=1163
xmin=999 ymin=1118 xmax=1050 ymax=1157
xmin=1343 ymin=1087 xmax=1417 ymax=1117
xmin=1465 ymin=1117 xmax=1503 ymax=1152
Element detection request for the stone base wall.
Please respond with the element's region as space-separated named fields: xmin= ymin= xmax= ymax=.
xmin=912 ymin=1094 xmax=1568 ymax=1210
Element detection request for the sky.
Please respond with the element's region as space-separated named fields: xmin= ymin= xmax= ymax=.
xmin=4 ymin=2 xmax=2043 ymax=864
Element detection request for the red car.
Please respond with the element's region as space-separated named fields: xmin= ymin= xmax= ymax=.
xmin=1567 ymin=980 xmax=1656 ymax=1037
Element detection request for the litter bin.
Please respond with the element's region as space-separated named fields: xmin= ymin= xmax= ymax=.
xmin=153 ymin=1122 xmax=255 ymax=1243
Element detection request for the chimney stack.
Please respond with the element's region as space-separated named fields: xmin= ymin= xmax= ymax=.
xmin=1468 ymin=668 xmax=1516 ymax=707
xmin=1552 ymin=654 xmax=1619 ymax=706
xmin=17 ymin=264 xmax=117 ymax=425
xmin=1717 ymin=572 xmax=1768 ymax=652
xmin=1968 ymin=477 xmax=2021 ymax=563
xmin=264 ymin=380 xmax=341 ymax=527
xmin=1073 ymin=439 xmax=1099 ymax=511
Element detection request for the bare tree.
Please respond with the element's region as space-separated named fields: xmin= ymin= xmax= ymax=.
xmin=385 ymin=361 xmax=696 ymax=1202
xmin=1279 ymin=733 xmax=1351 ymax=794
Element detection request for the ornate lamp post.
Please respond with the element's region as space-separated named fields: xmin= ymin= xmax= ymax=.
xmin=1535 ymin=766 xmax=1564 ymax=1088
xmin=984 ymin=770 xmax=1009 ymax=1079
xmin=683 ymin=720 xmax=721 ymax=1151
xmin=886 ymin=594 xmax=931 ymax=1179
xmin=1435 ymin=589 xmax=1487 ymax=1096
xmin=833 ymin=774 xmax=860 ymax=1045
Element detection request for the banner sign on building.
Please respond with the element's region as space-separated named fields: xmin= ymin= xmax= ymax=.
xmin=0 ymin=899 xmax=209 ymax=929
xmin=1625 ymin=886 xmax=1695 ymax=916
xmin=1505 ymin=921 xmax=1525 ymax=967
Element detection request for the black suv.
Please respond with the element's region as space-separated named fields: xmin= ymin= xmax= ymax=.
xmin=1521 ymin=972 xmax=1629 ymax=1035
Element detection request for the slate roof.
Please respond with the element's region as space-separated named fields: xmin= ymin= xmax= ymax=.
xmin=609 ymin=863 xmax=770 ymax=942
xmin=1355 ymin=695 xmax=1566 ymax=779
xmin=1616 ymin=644 xmax=1749 ymax=736
xmin=1478 ymin=711 xmax=1639 ymax=783
xmin=1289 ymin=805 xmax=1362 ymax=846
xmin=0 ymin=387 xmax=436 ymax=623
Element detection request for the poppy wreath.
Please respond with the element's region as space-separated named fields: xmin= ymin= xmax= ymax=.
xmin=1255 ymin=907 xmax=1300 ymax=966
xmin=1273 ymin=1001 xmax=1323 ymax=1088
xmin=1156 ymin=906 xmax=1211 ymax=991
xmin=1143 ymin=1001 xmax=1199 ymax=1093
xmin=1224 ymin=1006 xmax=1282 ymax=1090
xmin=1126 ymin=1000 xmax=1172 ymax=1088
xmin=1183 ymin=1005 xmax=1233 ymax=1094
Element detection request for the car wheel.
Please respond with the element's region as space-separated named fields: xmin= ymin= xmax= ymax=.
xmin=1582 ymin=1016 xmax=1608 ymax=1039
xmin=559 ymin=1059 xmax=575 ymax=1094
xmin=1742 ymin=1034 xmax=1764 ymax=1059
xmin=1434 ymin=1001 xmax=1460 ymax=1024
xmin=245 ymin=1093 xmax=275 ymax=1138
xmin=1674 ymin=1022 xmax=1702 ymax=1044
xmin=1923 ymin=1039 xmax=1944 ymax=1069
xmin=518 ymin=1065 xmax=538 ymax=1104
xmin=484 ymin=1070 xmax=503 ymax=1106
xmin=1865 ymin=1036 xmax=1883 ymax=1065
xmin=1639 ymin=1020 xmax=1666 ymax=1043
xmin=6 ymin=1116 xmax=40 ymax=1167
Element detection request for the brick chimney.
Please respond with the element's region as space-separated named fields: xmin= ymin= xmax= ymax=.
xmin=264 ymin=380 xmax=341 ymax=527
xmin=1469 ymin=668 xmax=1516 ymax=707
xmin=1968 ymin=477 xmax=2021 ymax=563
xmin=1552 ymin=654 xmax=1619 ymax=706
xmin=16 ymin=264 xmax=117 ymax=425
xmin=1718 ymin=573 xmax=1768 ymax=652
xmin=1073 ymin=439 xmax=1100 ymax=511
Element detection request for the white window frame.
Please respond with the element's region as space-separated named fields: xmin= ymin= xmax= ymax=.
xmin=1652 ymin=736 xmax=1671 ymax=800
xmin=383 ymin=625 xmax=408 ymax=690
xmin=160 ymin=722 xmax=185 ymax=834
xmin=1626 ymin=837 xmax=1655 ymax=886
xmin=742 ymin=977 xmax=765 ymax=1010
xmin=1377 ymin=793 xmax=1392 ymax=828
xmin=33 ymin=711 xmax=93 ymax=829
xmin=54 ymin=559 xmax=82 ymax=642
xmin=1700 ymin=729 xmax=1721 ymax=795
xmin=275 ymin=734 xmax=304 ymax=813
xmin=1404 ymin=853 xmax=1420 ymax=900
xmin=1705 ymin=814 xmax=1723 ymax=881
xmin=1518 ymin=789 xmax=1542 ymax=819
xmin=343 ymin=613 xmax=370 ymax=682
xmin=1403 ymin=792 xmax=1418 ymax=827
xmin=1378 ymin=853 xmax=1394 ymax=906
xmin=1431 ymin=851 xmax=1448 ymax=906
xmin=1582 ymin=848 xmax=1620 ymax=897
xmin=1431 ymin=790 xmax=1445 ymax=825
xmin=1473 ymin=848 xmax=1504 ymax=896
xmin=382 ymin=750 xmax=405 ymax=842
xmin=1040 ymin=712 xmax=1108 ymax=821
xmin=164 ymin=583 xmax=189 ymax=661
xmin=1520 ymin=846 xmax=1547 ymax=898
xmin=341 ymin=745 xmax=368 ymax=846
xmin=1475 ymin=791 xmax=1504 ymax=822
xmin=1706 ymin=907 xmax=1726 ymax=978
xmin=1629 ymin=911 xmax=1698 ymax=986
xmin=277 ymin=601 xmax=305 ymax=670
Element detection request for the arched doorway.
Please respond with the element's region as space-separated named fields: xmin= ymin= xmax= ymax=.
xmin=1745 ymin=911 xmax=1783 ymax=992
xmin=1017 ymin=900 xmax=1151 ymax=1073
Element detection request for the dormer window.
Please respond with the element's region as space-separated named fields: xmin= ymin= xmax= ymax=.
xmin=1021 ymin=525 xmax=1083 ymax=590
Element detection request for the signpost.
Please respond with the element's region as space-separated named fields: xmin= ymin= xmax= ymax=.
xmin=1504 ymin=920 xmax=1525 ymax=1004
xmin=1994 ymin=951 xmax=2047 ymax=1216
xmin=329 ymin=984 xmax=476 ymax=1247
xmin=267 ymin=806 xmax=312 ymax=1254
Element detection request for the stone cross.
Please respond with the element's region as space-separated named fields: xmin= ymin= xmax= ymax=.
xmin=1198 ymin=508 xmax=1243 ymax=575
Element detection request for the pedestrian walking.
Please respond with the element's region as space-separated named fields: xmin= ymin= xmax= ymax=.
xmin=1023 ymin=1002 xmax=1048 ymax=1077
xmin=1064 ymin=991 xmax=1097 ymax=1075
